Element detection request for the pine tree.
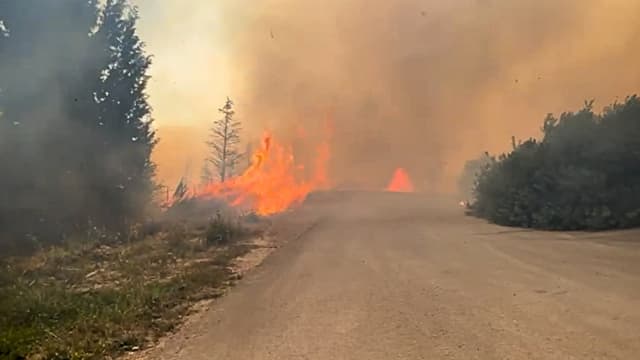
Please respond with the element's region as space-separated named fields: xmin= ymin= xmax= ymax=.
xmin=0 ymin=0 xmax=156 ymax=247
xmin=206 ymin=97 xmax=241 ymax=182
xmin=91 ymin=0 xmax=157 ymax=228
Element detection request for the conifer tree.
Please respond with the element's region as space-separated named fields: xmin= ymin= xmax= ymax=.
xmin=206 ymin=97 xmax=241 ymax=182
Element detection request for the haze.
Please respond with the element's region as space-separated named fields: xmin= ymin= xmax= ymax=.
xmin=136 ymin=0 xmax=640 ymax=191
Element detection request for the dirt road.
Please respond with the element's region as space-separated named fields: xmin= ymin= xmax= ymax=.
xmin=149 ymin=192 xmax=640 ymax=359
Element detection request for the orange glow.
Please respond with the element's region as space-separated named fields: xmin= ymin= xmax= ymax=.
xmin=386 ymin=168 xmax=414 ymax=193
xmin=198 ymin=132 xmax=330 ymax=215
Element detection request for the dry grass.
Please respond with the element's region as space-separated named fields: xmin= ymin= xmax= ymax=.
xmin=0 ymin=216 xmax=264 ymax=360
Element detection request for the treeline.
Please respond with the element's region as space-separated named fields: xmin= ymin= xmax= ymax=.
xmin=471 ymin=95 xmax=640 ymax=230
xmin=0 ymin=0 xmax=156 ymax=251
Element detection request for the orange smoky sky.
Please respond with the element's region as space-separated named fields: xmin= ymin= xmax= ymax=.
xmin=135 ymin=0 xmax=640 ymax=191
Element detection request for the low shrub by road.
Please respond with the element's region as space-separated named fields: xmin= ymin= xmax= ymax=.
xmin=471 ymin=95 xmax=640 ymax=230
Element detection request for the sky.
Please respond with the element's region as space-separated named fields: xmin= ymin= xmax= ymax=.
xmin=134 ymin=0 xmax=640 ymax=191
xmin=133 ymin=0 xmax=233 ymax=187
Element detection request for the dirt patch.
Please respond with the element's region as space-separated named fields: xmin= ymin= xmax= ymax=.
xmin=230 ymin=233 xmax=278 ymax=276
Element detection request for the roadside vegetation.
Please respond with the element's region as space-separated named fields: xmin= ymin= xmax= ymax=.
xmin=469 ymin=95 xmax=640 ymax=230
xmin=0 ymin=3 xmax=270 ymax=359
xmin=0 ymin=212 xmax=263 ymax=359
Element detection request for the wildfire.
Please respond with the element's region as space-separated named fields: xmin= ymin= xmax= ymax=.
xmin=199 ymin=132 xmax=330 ymax=215
xmin=386 ymin=167 xmax=414 ymax=193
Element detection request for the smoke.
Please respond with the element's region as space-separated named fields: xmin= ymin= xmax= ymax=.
xmin=141 ymin=0 xmax=640 ymax=191
xmin=0 ymin=2 xmax=101 ymax=216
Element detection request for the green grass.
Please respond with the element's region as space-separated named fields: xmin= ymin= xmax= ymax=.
xmin=0 ymin=218 xmax=259 ymax=360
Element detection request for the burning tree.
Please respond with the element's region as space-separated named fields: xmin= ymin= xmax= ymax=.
xmin=200 ymin=133 xmax=330 ymax=215
xmin=205 ymin=97 xmax=242 ymax=183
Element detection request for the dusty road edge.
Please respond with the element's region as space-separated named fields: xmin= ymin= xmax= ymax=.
xmin=124 ymin=217 xmax=323 ymax=360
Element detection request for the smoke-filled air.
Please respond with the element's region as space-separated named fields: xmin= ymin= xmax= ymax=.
xmin=2 ymin=1 xmax=640 ymax=357
xmin=141 ymin=0 xmax=640 ymax=193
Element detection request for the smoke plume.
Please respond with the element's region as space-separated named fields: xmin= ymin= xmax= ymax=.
xmin=142 ymin=0 xmax=640 ymax=191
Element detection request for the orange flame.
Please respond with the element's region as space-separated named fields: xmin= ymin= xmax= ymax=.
xmin=199 ymin=132 xmax=330 ymax=215
xmin=386 ymin=168 xmax=414 ymax=193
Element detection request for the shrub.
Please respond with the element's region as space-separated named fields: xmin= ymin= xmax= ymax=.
xmin=472 ymin=95 xmax=640 ymax=230
xmin=205 ymin=212 xmax=245 ymax=245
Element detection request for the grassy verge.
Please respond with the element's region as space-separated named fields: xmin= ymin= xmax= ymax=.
xmin=0 ymin=216 xmax=261 ymax=360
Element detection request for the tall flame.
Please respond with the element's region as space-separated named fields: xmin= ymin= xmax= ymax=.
xmin=199 ymin=132 xmax=330 ymax=215
xmin=386 ymin=168 xmax=414 ymax=193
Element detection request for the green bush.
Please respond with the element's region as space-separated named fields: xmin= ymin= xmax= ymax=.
xmin=472 ymin=95 xmax=640 ymax=230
